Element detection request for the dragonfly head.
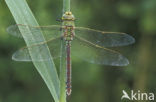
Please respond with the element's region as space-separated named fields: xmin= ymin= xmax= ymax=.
xmin=62 ymin=12 xmax=75 ymax=21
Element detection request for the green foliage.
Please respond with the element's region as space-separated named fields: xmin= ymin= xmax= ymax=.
xmin=5 ymin=0 xmax=60 ymax=102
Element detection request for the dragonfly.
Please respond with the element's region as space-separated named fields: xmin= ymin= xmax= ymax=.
xmin=7 ymin=11 xmax=135 ymax=97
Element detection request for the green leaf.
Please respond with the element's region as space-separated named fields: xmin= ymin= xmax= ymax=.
xmin=5 ymin=0 xmax=60 ymax=102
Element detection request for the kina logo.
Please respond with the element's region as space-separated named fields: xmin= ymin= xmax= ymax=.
xmin=121 ymin=90 xmax=154 ymax=101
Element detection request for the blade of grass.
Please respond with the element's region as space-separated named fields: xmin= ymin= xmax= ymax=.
xmin=59 ymin=40 xmax=66 ymax=102
xmin=5 ymin=0 xmax=60 ymax=102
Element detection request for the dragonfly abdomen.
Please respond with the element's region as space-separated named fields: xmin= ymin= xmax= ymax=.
xmin=66 ymin=41 xmax=72 ymax=96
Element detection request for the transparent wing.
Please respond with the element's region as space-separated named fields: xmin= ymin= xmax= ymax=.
xmin=75 ymin=27 xmax=135 ymax=47
xmin=71 ymin=36 xmax=129 ymax=66
xmin=7 ymin=25 xmax=135 ymax=47
xmin=12 ymin=37 xmax=62 ymax=61
xmin=7 ymin=24 xmax=63 ymax=41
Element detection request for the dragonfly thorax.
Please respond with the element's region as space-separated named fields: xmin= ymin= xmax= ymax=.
xmin=62 ymin=12 xmax=75 ymax=41
xmin=63 ymin=26 xmax=75 ymax=41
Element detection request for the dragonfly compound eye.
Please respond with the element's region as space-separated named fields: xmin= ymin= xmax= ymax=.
xmin=65 ymin=11 xmax=72 ymax=15
xmin=68 ymin=12 xmax=72 ymax=15
xmin=62 ymin=12 xmax=75 ymax=21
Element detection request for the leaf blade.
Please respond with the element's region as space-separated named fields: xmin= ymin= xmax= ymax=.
xmin=5 ymin=0 xmax=60 ymax=101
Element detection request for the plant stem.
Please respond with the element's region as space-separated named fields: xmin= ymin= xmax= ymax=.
xmin=59 ymin=40 xmax=66 ymax=102
xmin=59 ymin=0 xmax=71 ymax=102
xmin=63 ymin=0 xmax=70 ymax=12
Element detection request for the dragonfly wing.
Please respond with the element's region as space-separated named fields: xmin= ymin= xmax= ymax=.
xmin=7 ymin=25 xmax=23 ymax=38
xmin=71 ymin=36 xmax=129 ymax=66
xmin=75 ymin=27 xmax=135 ymax=47
xmin=7 ymin=24 xmax=63 ymax=41
xmin=12 ymin=37 xmax=62 ymax=61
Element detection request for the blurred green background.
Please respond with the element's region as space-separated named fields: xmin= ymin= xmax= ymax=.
xmin=0 ymin=0 xmax=156 ymax=102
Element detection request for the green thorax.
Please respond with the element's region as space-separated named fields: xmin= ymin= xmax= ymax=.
xmin=62 ymin=12 xmax=75 ymax=41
